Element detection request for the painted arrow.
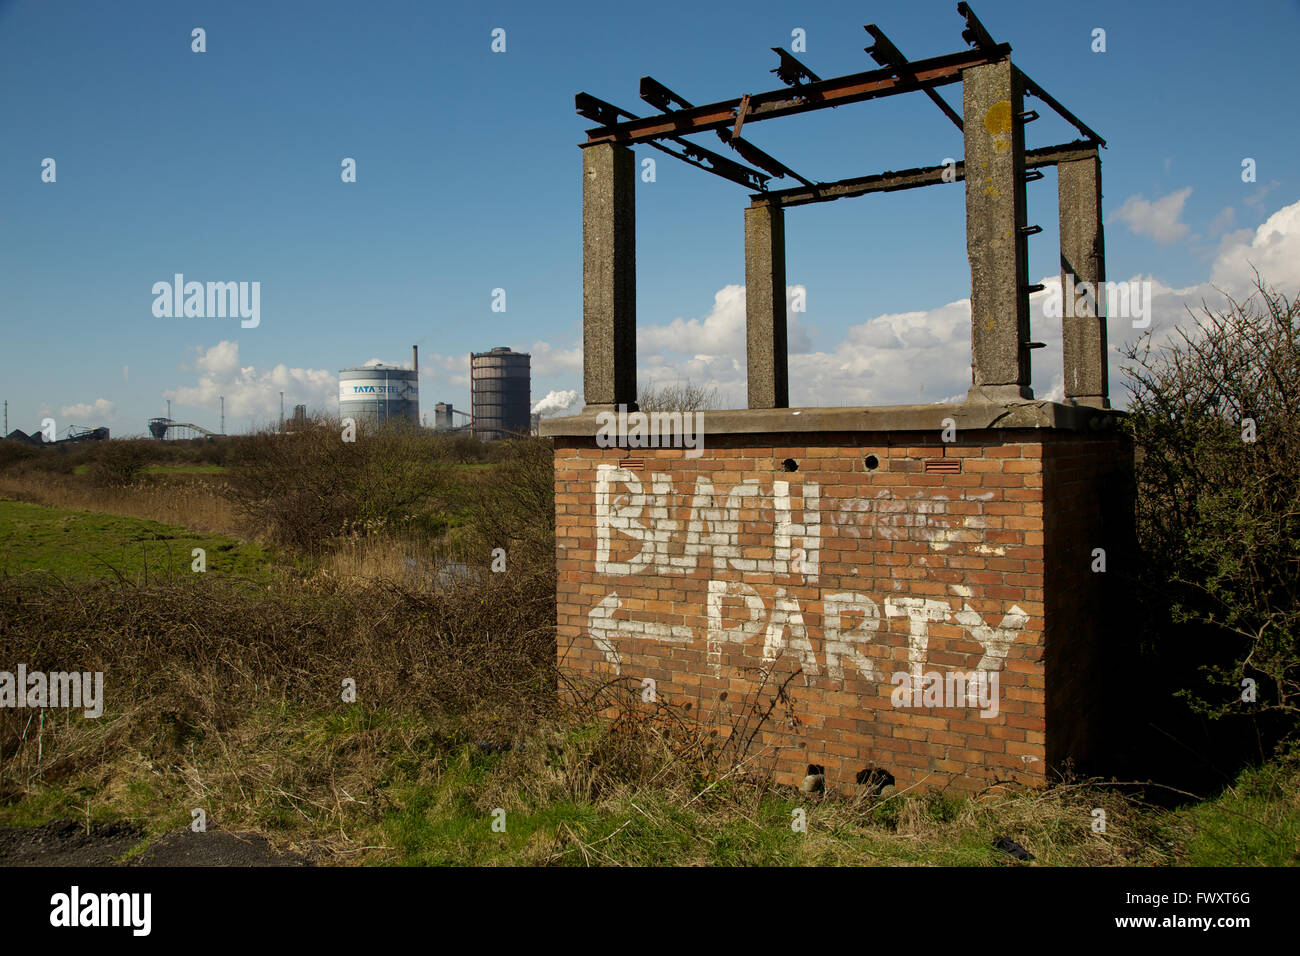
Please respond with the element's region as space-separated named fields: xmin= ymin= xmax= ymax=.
xmin=587 ymin=592 xmax=693 ymax=675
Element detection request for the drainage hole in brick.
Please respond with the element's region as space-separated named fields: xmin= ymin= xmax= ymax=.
xmin=864 ymin=455 xmax=880 ymax=470
xmin=855 ymin=766 xmax=896 ymax=793
xmin=781 ymin=458 xmax=799 ymax=472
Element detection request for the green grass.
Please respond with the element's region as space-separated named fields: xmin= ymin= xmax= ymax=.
xmin=1162 ymin=760 xmax=1300 ymax=865
xmin=0 ymin=497 xmax=273 ymax=583
xmin=4 ymin=692 xmax=1296 ymax=866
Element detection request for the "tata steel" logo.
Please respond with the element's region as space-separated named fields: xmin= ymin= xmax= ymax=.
xmin=349 ymin=385 xmax=403 ymax=394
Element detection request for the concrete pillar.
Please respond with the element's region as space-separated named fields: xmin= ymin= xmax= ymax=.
xmin=745 ymin=201 xmax=789 ymax=409
xmin=1058 ymin=155 xmax=1109 ymax=408
xmin=963 ymin=60 xmax=1033 ymax=402
xmin=582 ymin=143 xmax=637 ymax=409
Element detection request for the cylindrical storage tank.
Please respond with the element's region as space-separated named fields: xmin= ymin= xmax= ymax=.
xmin=471 ymin=347 xmax=530 ymax=441
xmin=338 ymin=365 xmax=419 ymax=427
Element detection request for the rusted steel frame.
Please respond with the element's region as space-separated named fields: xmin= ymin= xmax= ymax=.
xmin=957 ymin=2 xmax=999 ymax=53
xmin=863 ymin=24 xmax=963 ymax=130
xmin=1016 ymin=68 xmax=1107 ymax=147
xmin=580 ymin=44 xmax=1010 ymax=146
xmin=752 ymin=140 xmax=1098 ymax=207
xmin=769 ymin=48 xmax=821 ymax=86
xmin=576 ymin=92 xmax=771 ymax=190
xmin=640 ymin=76 xmax=813 ymax=187
xmin=645 ymin=139 xmax=771 ymax=191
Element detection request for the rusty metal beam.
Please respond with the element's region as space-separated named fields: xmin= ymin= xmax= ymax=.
xmin=581 ymin=44 xmax=1009 ymax=146
xmin=639 ymin=76 xmax=693 ymax=113
xmin=752 ymin=140 xmax=1098 ymax=207
xmin=576 ymin=92 xmax=772 ymax=190
xmin=645 ymin=138 xmax=771 ymax=191
xmin=1017 ymin=68 xmax=1106 ymax=147
xmin=639 ymin=76 xmax=813 ymax=187
xmin=957 ymin=2 xmax=999 ymax=53
xmin=769 ymin=47 xmax=821 ymax=87
xmin=864 ymin=24 xmax=963 ymax=131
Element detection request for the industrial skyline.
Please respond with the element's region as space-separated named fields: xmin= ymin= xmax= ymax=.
xmin=2 ymin=0 xmax=1297 ymax=437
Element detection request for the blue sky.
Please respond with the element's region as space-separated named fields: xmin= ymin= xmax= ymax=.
xmin=1 ymin=0 xmax=1297 ymax=435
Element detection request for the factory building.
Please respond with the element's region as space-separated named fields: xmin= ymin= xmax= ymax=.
xmin=470 ymin=347 xmax=530 ymax=441
xmin=338 ymin=346 xmax=420 ymax=427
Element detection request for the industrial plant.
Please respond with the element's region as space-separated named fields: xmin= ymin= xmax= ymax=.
xmin=469 ymin=347 xmax=530 ymax=441
xmin=4 ymin=344 xmax=535 ymax=443
xmin=338 ymin=346 xmax=421 ymax=427
xmin=331 ymin=344 xmax=532 ymax=440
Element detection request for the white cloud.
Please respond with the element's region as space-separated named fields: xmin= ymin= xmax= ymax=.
xmin=1207 ymin=206 xmax=1235 ymax=236
xmin=1109 ymin=187 xmax=1193 ymax=244
xmin=195 ymin=340 xmax=239 ymax=376
xmin=1243 ymin=180 xmax=1281 ymax=208
xmin=168 ymin=341 xmax=336 ymax=423
xmin=529 ymin=340 xmax=583 ymax=377
xmin=630 ymin=198 xmax=1300 ymax=411
xmin=419 ymin=352 xmax=471 ymax=392
xmin=1210 ymin=199 xmax=1300 ymax=293
xmin=639 ymin=284 xmax=812 ymax=357
xmin=60 ymin=398 xmax=114 ymax=421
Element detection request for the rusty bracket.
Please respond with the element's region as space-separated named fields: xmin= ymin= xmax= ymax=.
xmin=769 ymin=47 xmax=822 ymax=87
xmin=732 ymin=93 xmax=752 ymax=139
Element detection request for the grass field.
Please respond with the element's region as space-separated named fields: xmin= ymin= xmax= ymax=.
xmin=1 ymin=437 xmax=1296 ymax=867
xmin=0 ymin=498 xmax=274 ymax=583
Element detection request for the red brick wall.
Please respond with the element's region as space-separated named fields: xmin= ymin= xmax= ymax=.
xmin=554 ymin=428 xmax=1130 ymax=793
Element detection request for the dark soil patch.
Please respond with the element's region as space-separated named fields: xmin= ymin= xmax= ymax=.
xmin=0 ymin=820 xmax=310 ymax=867
xmin=0 ymin=820 xmax=145 ymax=866
xmin=128 ymin=830 xmax=311 ymax=867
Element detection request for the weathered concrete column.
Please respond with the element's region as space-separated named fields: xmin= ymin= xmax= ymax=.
xmin=963 ymin=60 xmax=1033 ymax=402
xmin=744 ymin=201 xmax=789 ymax=409
xmin=1058 ymin=154 xmax=1109 ymax=408
xmin=582 ymin=143 xmax=637 ymax=409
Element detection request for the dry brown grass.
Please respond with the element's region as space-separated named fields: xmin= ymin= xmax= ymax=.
xmin=0 ymin=472 xmax=241 ymax=537
xmin=0 ymin=569 xmax=555 ymax=831
xmin=317 ymin=535 xmax=476 ymax=593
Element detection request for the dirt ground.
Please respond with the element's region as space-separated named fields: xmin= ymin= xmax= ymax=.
xmin=0 ymin=820 xmax=312 ymax=867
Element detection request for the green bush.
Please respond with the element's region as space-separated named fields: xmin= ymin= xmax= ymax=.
xmin=1122 ymin=276 xmax=1300 ymax=743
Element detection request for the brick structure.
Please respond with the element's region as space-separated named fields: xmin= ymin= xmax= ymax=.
xmin=549 ymin=409 xmax=1130 ymax=792
xmin=547 ymin=10 xmax=1131 ymax=792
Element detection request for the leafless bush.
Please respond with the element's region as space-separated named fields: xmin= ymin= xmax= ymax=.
xmin=1121 ymin=274 xmax=1300 ymax=734
xmin=223 ymin=419 xmax=449 ymax=551
xmin=637 ymin=380 xmax=721 ymax=413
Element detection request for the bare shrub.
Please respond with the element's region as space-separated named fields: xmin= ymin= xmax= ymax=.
xmin=223 ymin=419 xmax=448 ymax=551
xmin=637 ymin=380 xmax=721 ymax=412
xmin=87 ymin=440 xmax=152 ymax=487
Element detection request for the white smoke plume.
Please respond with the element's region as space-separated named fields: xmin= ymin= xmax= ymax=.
xmin=531 ymin=389 xmax=580 ymax=417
